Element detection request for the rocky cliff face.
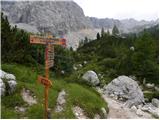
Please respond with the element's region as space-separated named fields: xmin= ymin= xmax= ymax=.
xmin=89 ymin=17 xmax=158 ymax=33
xmin=1 ymin=1 xmax=92 ymax=35
xmin=1 ymin=1 xmax=158 ymax=49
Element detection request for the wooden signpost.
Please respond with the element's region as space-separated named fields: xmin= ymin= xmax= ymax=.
xmin=30 ymin=34 xmax=66 ymax=118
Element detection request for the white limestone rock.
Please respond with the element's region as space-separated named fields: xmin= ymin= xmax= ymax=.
xmin=146 ymin=83 xmax=155 ymax=88
xmin=152 ymin=98 xmax=159 ymax=108
xmin=55 ymin=90 xmax=66 ymax=112
xmin=136 ymin=109 xmax=144 ymax=116
xmin=7 ymin=80 xmax=17 ymax=94
xmin=82 ymin=70 xmax=100 ymax=86
xmin=130 ymin=105 xmax=137 ymax=112
xmin=0 ymin=70 xmax=17 ymax=96
xmin=103 ymin=75 xmax=145 ymax=107
xmin=0 ymin=78 xmax=6 ymax=96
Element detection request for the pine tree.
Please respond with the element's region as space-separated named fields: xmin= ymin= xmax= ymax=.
xmin=96 ymin=32 xmax=100 ymax=40
xmin=112 ymin=25 xmax=119 ymax=35
xmin=107 ymin=30 xmax=110 ymax=36
xmin=101 ymin=27 xmax=105 ymax=38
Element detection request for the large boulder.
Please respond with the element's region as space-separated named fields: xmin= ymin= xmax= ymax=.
xmin=103 ymin=75 xmax=145 ymax=107
xmin=0 ymin=70 xmax=17 ymax=96
xmin=82 ymin=70 xmax=100 ymax=86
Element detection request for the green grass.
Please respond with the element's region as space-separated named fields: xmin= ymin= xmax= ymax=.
xmin=1 ymin=63 xmax=108 ymax=119
xmin=143 ymin=90 xmax=159 ymax=102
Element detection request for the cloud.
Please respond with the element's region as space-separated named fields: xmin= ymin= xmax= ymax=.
xmin=74 ymin=0 xmax=159 ymax=20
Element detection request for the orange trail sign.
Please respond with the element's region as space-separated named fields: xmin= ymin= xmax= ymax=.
xmin=30 ymin=34 xmax=66 ymax=118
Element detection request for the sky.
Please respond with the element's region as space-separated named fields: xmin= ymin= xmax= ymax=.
xmin=73 ymin=0 xmax=159 ymax=21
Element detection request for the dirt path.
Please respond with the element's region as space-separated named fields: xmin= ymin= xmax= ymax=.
xmin=96 ymin=88 xmax=153 ymax=119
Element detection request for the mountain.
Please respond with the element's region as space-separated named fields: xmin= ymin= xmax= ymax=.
xmin=89 ymin=17 xmax=158 ymax=33
xmin=1 ymin=1 xmax=92 ymax=35
xmin=1 ymin=1 xmax=158 ymax=50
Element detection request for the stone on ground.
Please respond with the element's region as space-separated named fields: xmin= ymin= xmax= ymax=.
xmin=152 ymin=98 xmax=159 ymax=108
xmin=141 ymin=103 xmax=159 ymax=118
xmin=103 ymin=75 xmax=145 ymax=108
xmin=15 ymin=106 xmax=26 ymax=113
xmin=136 ymin=109 xmax=144 ymax=116
xmin=0 ymin=70 xmax=17 ymax=96
xmin=82 ymin=70 xmax=100 ymax=86
xmin=130 ymin=105 xmax=137 ymax=112
xmin=0 ymin=78 xmax=5 ymax=96
xmin=72 ymin=106 xmax=88 ymax=119
xmin=21 ymin=88 xmax=37 ymax=106
xmin=145 ymin=83 xmax=155 ymax=88
xmin=55 ymin=90 xmax=66 ymax=112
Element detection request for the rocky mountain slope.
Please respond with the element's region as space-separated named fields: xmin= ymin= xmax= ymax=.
xmin=89 ymin=17 xmax=158 ymax=33
xmin=1 ymin=1 xmax=92 ymax=35
xmin=1 ymin=1 xmax=158 ymax=49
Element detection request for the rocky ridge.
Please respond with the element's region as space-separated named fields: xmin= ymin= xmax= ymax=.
xmin=1 ymin=1 xmax=158 ymax=50
xmin=1 ymin=1 xmax=92 ymax=35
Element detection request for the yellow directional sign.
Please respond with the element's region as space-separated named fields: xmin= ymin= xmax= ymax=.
xmin=38 ymin=76 xmax=52 ymax=87
xmin=30 ymin=35 xmax=65 ymax=45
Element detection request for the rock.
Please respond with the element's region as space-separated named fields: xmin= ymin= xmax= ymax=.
xmin=0 ymin=69 xmax=16 ymax=80
xmin=61 ymin=70 xmax=65 ymax=74
xmin=7 ymin=80 xmax=17 ymax=94
xmin=83 ymin=61 xmax=87 ymax=64
xmin=0 ymin=78 xmax=6 ymax=96
xmin=101 ymin=107 xmax=107 ymax=118
xmin=78 ymin=64 xmax=82 ymax=67
xmin=110 ymin=94 xmax=115 ymax=97
xmin=15 ymin=106 xmax=26 ymax=113
xmin=113 ymin=95 xmax=118 ymax=100
xmin=73 ymin=66 xmax=78 ymax=70
xmin=146 ymin=83 xmax=155 ymax=88
xmin=130 ymin=46 xmax=135 ymax=51
xmin=136 ymin=109 xmax=143 ymax=116
xmin=1 ymin=1 xmax=92 ymax=35
xmin=144 ymin=98 xmax=149 ymax=102
xmin=141 ymin=106 xmax=149 ymax=111
xmin=149 ymin=108 xmax=159 ymax=118
xmin=98 ymin=73 xmax=101 ymax=76
xmin=72 ymin=106 xmax=88 ymax=119
xmin=0 ymin=70 xmax=7 ymax=78
xmin=57 ymin=90 xmax=66 ymax=105
xmin=0 ymin=70 xmax=17 ymax=96
xmin=129 ymin=75 xmax=136 ymax=80
xmin=154 ymin=86 xmax=159 ymax=92
xmin=130 ymin=105 xmax=137 ymax=112
xmin=141 ymin=103 xmax=159 ymax=118
xmin=151 ymin=98 xmax=159 ymax=107
xmin=21 ymin=88 xmax=37 ymax=106
xmin=103 ymin=75 xmax=145 ymax=108
xmin=55 ymin=90 xmax=66 ymax=112
xmin=5 ymin=74 xmax=16 ymax=80
xmin=137 ymin=104 xmax=143 ymax=109
xmin=82 ymin=70 xmax=100 ymax=86
xmin=119 ymin=97 xmax=124 ymax=101
xmin=94 ymin=114 xmax=100 ymax=119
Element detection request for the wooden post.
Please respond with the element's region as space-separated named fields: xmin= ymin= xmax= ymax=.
xmin=44 ymin=45 xmax=49 ymax=118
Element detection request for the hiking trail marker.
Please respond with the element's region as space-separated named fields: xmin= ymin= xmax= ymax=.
xmin=30 ymin=34 xmax=66 ymax=118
